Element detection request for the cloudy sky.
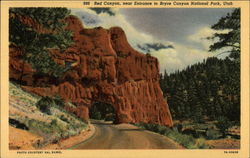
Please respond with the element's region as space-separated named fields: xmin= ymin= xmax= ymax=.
xmin=71 ymin=8 xmax=233 ymax=73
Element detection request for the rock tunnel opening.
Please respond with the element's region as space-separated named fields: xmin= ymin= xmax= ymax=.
xmin=89 ymin=102 xmax=117 ymax=123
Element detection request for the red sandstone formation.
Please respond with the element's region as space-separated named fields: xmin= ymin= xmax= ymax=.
xmin=9 ymin=15 xmax=173 ymax=126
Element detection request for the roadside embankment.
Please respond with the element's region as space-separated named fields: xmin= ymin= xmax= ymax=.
xmin=42 ymin=124 xmax=95 ymax=149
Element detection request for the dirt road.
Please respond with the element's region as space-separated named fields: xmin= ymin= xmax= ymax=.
xmin=71 ymin=120 xmax=184 ymax=149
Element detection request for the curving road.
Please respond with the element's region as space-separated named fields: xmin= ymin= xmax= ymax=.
xmin=71 ymin=120 xmax=184 ymax=149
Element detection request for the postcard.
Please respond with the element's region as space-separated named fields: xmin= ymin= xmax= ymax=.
xmin=1 ymin=0 xmax=249 ymax=158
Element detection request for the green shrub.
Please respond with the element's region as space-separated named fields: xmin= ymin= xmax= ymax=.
xmin=180 ymin=134 xmax=196 ymax=148
xmin=133 ymin=122 xmax=145 ymax=129
xmin=163 ymin=127 xmax=172 ymax=136
xmin=53 ymin=95 xmax=65 ymax=107
xmin=206 ymin=128 xmax=222 ymax=140
xmin=133 ymin=122 xmax=212 ymax=149
xmin=36 ymin=96 xmax=55 ymax=115
xmin=50 ymin=119 xmax=66 ymax=133
xmin=166 ymin=130 xmax=197 ymax=148
xmin=216 ymin=116 xmax=231 ymax=137
xmin=194 ymin=138 xmax=210 ymax=149
xmin=28 ymin=119 xmax=52 ymax=134
xmin=60 ymin=115 xmax=69 ymax=123
xmin=51 ymin=119 xmax=57 ymax=126
xmin=158 ymin=126 xmax=168 ymax=135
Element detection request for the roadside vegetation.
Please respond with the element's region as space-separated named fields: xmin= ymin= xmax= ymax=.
xmin=134 ymin=121 xmax=239 ymax=149
xmin=9 ymin=82 xmax=87 ymax=149
xmin=134 ymin=122 xmax=209 ymax=149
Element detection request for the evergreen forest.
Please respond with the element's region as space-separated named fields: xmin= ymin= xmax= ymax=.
xmin=160 ymin=8 xmax=240 ymax=127
xmin=160 ymin=57 xmax=240 ymax=125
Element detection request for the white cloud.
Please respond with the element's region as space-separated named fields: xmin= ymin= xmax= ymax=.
xmin=70 ymin=8 xmax=216 ymax=73
xmin=151 ymin=43 xmax=212 ymax=73
xmin=188 ymin=26 xmax=230 ymax=51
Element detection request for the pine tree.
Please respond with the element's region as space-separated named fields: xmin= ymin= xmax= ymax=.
xmin=9 ymin=8 xmax=74 ymax=79
xmin=208 ymin=8 xmax=240 ymax=61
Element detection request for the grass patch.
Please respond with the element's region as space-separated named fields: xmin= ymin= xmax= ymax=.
xmin=10 ymin=82 xmax=40 ymax=100
xmin=27 ymin=118 xmax=86 ymax=147
xmin=134 ymin=122 xmax=211 ymax=149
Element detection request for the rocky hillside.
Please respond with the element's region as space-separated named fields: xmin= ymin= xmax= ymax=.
xmin=9 ymin=14 xmax=173 ymax=126
xmin=9 ymin=82 xmax=87 ymax=149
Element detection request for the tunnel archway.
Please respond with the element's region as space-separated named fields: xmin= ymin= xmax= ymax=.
xmin=89 ymin=102 xmax=116 ymax=123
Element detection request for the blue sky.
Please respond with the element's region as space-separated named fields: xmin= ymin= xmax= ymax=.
xmin=71 ymin=8 xmax=233 ymax=73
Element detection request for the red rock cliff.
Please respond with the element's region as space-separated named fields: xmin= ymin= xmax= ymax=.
xmin=9 ymin=15 xmax=173 ymax=126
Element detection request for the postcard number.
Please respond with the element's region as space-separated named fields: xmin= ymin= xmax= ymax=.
xmin=224 ymin=151 xmax=239 ymax=154
xmin=83 ymin=2 xmax=90 ymax=5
